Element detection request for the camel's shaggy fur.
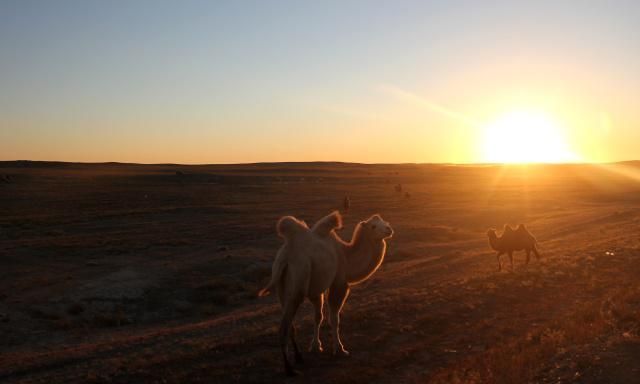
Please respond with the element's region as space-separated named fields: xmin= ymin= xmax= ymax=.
xmin=259 ymin=211 xmax=393 ymax=376
xmin=487 ymin=224 xmax=540 ymax=271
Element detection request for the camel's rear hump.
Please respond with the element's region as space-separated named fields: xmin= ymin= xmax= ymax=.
xmin=277 ymin=216 xmax=309 ymax=240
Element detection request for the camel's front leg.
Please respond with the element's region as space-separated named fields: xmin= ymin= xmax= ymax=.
xmin=328 ymin=283 xmax=350 ymax=356
xmin=496 ymin=252 xmax=503 ymax=271
xmin=309 ymin=293 xmax=324 ymax=353
xmin=525 ymin=249 xmax=531 ymax=266
xmin=508 ymin=251 xmax=514 ymax=271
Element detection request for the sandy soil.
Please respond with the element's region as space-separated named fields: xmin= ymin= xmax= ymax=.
xmin=1 ymin=161 xmax=640 ymax=383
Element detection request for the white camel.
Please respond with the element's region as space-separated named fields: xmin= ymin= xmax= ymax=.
xmin=258 ymin=211 xmax=393 ymax=376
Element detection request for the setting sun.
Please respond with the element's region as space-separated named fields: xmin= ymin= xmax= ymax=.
xmin=481 ymin=110 xmax=579 ymax=164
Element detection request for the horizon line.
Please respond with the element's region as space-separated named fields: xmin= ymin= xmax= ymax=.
xmin=1 ymin=159 xmax=639 ymax=167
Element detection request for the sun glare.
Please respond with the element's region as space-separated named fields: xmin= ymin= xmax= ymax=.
xmin=482 ymin=109 xmax=578 ymax=164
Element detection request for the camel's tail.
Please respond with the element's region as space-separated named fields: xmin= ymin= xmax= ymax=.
xmin=276 ymin=215 xmax=309 ymax=240
xmin=257 ymin=286 xmax=271 ymax=297
xmin=257 ymin=276 xmax=276 ymax=297
xmin=516 ymin=224 xmax=542 ymax=253
xmin=258 ymin=248 xmax=289 ymax=297
xmin=311 ymin=210 xmax=343 ymax=237
xmin=260 ymin=215 xmax=308 ymax=297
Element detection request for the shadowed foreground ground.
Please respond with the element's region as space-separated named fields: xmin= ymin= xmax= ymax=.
xmin=1 ymin=161 xmax=640 ymax=383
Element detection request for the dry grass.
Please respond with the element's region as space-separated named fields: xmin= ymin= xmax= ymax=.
xmin=428 ymin=277 xmax=640 ymax=384
xmin=2 ymin=162 xmax=640 ymax=383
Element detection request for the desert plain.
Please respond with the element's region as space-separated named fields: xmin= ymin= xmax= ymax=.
xmin=1 ymin=161 xmax=640 ymax=383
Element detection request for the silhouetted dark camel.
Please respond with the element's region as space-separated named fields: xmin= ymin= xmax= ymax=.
xmin=487 ymin=224 xmax=540 ymax=271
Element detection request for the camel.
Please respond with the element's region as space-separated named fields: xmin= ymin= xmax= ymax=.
xmin=487 ymin=224 xmax=540 ymax=271
xmin=258 ymin=211 xmax=393 ymax=376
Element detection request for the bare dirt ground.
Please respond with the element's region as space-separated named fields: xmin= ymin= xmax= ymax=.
xmin=1 ymin=161 xmax=640 ymax=383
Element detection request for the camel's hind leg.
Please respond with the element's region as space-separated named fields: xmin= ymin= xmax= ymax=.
xmin=309 ymin=293 xmax=324 ymax=353
xmin=279 ymin=294 xmax=303 ymax=376
xmin=290 ymin=324 xmax=304 ymax=364
xmin=532 ymin=245 xmax=541 ymax=261
xmin=328 ymin=283 xmax=350 ymax=356
xmin=525 ymin=249 xmax=531 ymax=266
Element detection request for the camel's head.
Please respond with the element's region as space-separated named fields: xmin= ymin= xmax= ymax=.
xmin=362 ymin=214 xmax=393 ymax=240
xmin=486 ymin=228 xmax=501 ymax=251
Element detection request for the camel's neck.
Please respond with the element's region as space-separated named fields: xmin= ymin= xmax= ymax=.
xmin=344 ymin=234 xmax=386 ymax=285
xmin=488 ymin=233 xmax=501 ymax=252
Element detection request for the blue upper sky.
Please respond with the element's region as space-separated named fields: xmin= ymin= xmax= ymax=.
xmin=1 ymin=1 xmax=639 ymax=163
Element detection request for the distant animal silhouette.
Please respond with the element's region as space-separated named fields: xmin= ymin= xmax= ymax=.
xmin=258 ymin=211 xmax=393 ymax=376
xmin=343 ymin=196 xmax=350 ymax=211
xmin=487 ymin=224 xmax=540 ymax=271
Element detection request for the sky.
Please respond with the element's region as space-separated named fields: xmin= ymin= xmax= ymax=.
xmin=1 ymin=0 xmax=639 ymax=164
